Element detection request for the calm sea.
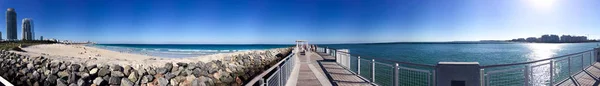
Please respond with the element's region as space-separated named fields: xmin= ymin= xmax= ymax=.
xmin=94 ymin=42 xmax=600 ymax=65
xmin=318 ymin=42 xmax=600 ymax=66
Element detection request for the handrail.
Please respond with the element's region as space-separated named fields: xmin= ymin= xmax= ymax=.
xmin=245 ymin=49 xmax=295 ymax=85
xmin=481 ymin=49 xmax=594 ymax=68
xmin=320 ymin=46 xmax=436 ymax=68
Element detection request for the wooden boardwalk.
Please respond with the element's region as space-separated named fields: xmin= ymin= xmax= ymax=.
xmin=558 ymin=62 xmax=600 ymax=86
xmin=287 ymin=51 xmax=371 ymax=86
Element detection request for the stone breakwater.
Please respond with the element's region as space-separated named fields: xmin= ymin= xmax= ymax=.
xmin=0 ymin=47 xmax=292 ymax=86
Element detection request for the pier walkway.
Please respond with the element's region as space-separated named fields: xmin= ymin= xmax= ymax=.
xmin=287 ymin=51 xmax=371 ymax=86
xmin=558 ymin=63 xmax=600 ymax=86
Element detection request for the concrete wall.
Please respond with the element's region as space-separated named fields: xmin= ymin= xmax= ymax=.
xmin=0 ymin=48 xmax=292 ymax=86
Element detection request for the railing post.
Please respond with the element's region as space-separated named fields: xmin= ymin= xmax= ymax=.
xmin=568 ymin=56 xmax=571 ymax=74
xmin=480 ymin=69 xmax=484 ymax=86
xmin=372 ymin=59 xmax=376 ymax=83
xmin=260 ymin=78 xmax=265 ymax=86
xmin=358 ymin=56 xmax=361 ymax=74
xmin=550 ymin=60 xmax=554 ymax=85
xmin=394 ymin=63 xmax=399 ymax=86
xmin=279 ymin=66 xmax=282 ymax=86
xmin=582 ymin=55 xmax=584 ymax=70
xmin=524 ymin=65 xmax=530 ymax=86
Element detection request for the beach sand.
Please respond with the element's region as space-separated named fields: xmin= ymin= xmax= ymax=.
xmin=11 ymin=44 xmax=271 ymax=68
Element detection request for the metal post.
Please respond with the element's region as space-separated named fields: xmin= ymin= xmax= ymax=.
xmin=358 ymin=56 xmax=361 ymax=74
xmin=524 ymin=65 xmax=530 ymax=86
xmin=568 ymin=57 xmax=571 ymax=74
xmin=279 ymin=66 xmax=282 ymax=86
xmin=372 ymin=59 xmax=376 ymax=83
xmin=582 ymin=55 xmax=585 ymax=70
xmin=260 ymin=79 xmax=265 ymax=86
xmin=550 ymin=60 xmax=554 ymax=85
xmin=480 ymin=69 xmax=484 ymax=86
xmin=394 ymin=63 xmax=399 ymax=86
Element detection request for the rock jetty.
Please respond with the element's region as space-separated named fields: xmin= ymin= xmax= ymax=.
xmin=0 ymin=47 xmax=292 ymax=86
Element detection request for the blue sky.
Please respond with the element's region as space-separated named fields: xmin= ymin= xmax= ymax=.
xmin=1 ymin=0 xmax=599 ymax=44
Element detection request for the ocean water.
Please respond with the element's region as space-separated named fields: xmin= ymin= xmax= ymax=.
xmin=319 ymin=42 xmax=600 ymax=66
xmin=91 ymin=44 xmax=293 ymax=58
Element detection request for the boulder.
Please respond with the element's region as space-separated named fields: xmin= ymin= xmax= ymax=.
xmin=89 ymin=68 xmax=98 ymax=75
xmin=93 ymin=77 xmax=104 ymax=85
xmin=71 ymin=64 xmax=81 ymax=72
xmin=158 ymin=77 xmax=168 ymax=86
xmin=110 ymin=64 xmax=123 ymax=71
xmin=111 ymin=71 xmax=125 ymax=77
xmin=121 ymin=78 xmax=134 ymax=86
xmin=56 ymin=79 xmax=67 ymax=86
xmin=57 ymin=71 xmax=69 ymax=78
xmin=108 ymin=77 xmax=121 ymax=85
xmin=165 ymin=63 xmax=173 ymax=72
xmin=97 ymin=68 xmax=110 ymax=76
xmin=128 ymin=72 xmax=138 ymax=82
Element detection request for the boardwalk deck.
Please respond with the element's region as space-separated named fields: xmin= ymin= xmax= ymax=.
xmin=287 ymin=51 xmax=371 ymax=86
xmin=557 ymin=62 xmax=600 ymax=86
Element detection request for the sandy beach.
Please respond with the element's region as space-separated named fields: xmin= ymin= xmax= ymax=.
xmin=11 ymin=44 xmax=274 ymax=68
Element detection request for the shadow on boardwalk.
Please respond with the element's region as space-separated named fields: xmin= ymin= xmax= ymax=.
xmin=558 ymin=63 xmax=600 ymax=86
xmin=315 ymin=52 xmax=372 ymax=86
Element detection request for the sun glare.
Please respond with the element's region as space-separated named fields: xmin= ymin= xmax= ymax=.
xmin=527 ymin=0 xmax=557 ymax=10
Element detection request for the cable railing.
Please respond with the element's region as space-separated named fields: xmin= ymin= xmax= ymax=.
xmin=480 ymin=49 xmax=598 ymax=86
xmin=245 ymin=49 xmax=296 ymax=86
xmin=317 ymin=47 xmax=436 ymax=86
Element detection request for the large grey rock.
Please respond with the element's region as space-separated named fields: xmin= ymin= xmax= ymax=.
xmin=164 ymin=73 xmax=175 ymax=79
xmin=93 ymin=77 xmax=104 ymax=85
xmin=46 ymin=75 xmax=58 ymax=84
xmin=191 ymin=78 xmax=205 ymax=86
xmin=147 ymin=68 xmax=156 ymax=75
xmin=141 ymin=75 xmax=152 ymax=84
xmin=57 ymin=71 xmax=69 ymax=78
xmin=156 ymin=68 xmax=167 ymax=74
xmin=121 ymin=78 xmax=134 ymax=86
xmin=56 ymin=79 xmax=67 ymax=86
xmin=71 ymin=64 xmax=81 ymax=72
xmin=165 ymin=63 xmax=173 ymax=72
xmin=158 ymin=77 xmax=168 ymax=86
xmin=98 ymin=68 xmax=110 ymax=76
xmin=128 ymin=72 xmax=138 ymax=82
xmin=110 ymin=64 xmax=123 ymax=71
xmin=79 ymin=72 xmax=90 ymax=79
xmin=111 ymin=71 xmax=125 ymax=77
xmin=108 ymin=77 xmax=121 ymax=85
xmin=123 ymin=65 xmax=132 ymax=76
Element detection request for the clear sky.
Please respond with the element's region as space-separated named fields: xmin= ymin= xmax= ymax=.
xmin=1 ymin=0 xmax=599 ymax=44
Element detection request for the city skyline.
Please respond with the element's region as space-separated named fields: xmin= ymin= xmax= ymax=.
xmin=1 ymin=0 xmax=600 ymax=44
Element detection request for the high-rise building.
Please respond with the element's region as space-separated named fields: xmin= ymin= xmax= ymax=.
xmin=6 ymin=8 xmax=17 ymax=40
xmin=22 ymin=18 xmax=33 ymax=40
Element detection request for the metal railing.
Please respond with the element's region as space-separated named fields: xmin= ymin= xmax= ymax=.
xmin=480 ymin=48 xmax=599 ymax=86
xmin=317 ymin=47 xmax=436 ymax=86
xmin=246 ymin=49 xmax=296 ymax=86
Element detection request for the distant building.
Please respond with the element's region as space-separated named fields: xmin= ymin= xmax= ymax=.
xmin=21 ymin=18 xmax=34 ymax=40
xmin=40 ymin=36 xmax=43 ymax=40
xmin=560 ymin=35 xmax=588 ymax=43
xmin=526 ymin=37 xmax=538 ymax=42
xmin=540 ymin=34 xmax=559 ymax=43
xmin=6 ymin=8 xmax=17 ymax=40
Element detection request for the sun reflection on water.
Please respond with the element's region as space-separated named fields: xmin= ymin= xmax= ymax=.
xmin=525 ymin=43 xmax=564 ymax=61
xmin=524 ymin=43 xmax=564 ymax=86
